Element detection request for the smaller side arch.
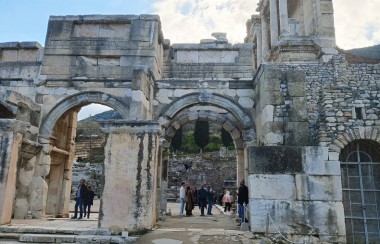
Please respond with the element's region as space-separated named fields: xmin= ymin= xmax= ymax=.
xmin=39 ymin=91 xmax=130 ymax=139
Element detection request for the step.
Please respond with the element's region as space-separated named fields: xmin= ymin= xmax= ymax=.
xmin=18 ymin=234 xmax=137 ymax=243
xmin=0 ymin=233 xmax=21 ymax=240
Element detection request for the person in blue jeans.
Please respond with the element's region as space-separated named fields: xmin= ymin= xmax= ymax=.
xmin=206 ymin=185 xmax=214 ymax=215
xmin=71 ymin=179 xmax=87 ymax=220
xmin=237 ymin=179 xmax=249 ymax=225
xmin=179 ymin=182 xmax=186 ymax=216
xmin=198 ymin=184 xmax=207 ymax=216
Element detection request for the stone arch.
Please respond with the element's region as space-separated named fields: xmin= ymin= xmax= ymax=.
xmin=164 ymin=109 xmax=245 ymax=149
xmin=329 ymin=126 xmax=380 ymax=153
xmin=39 ymin=91 xmax=130 ymax=138
xmin=158 ymin=92 xmax=254 ymax=129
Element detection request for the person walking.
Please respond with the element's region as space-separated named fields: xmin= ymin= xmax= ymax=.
xmin=237 ymin=179 xmax=249 ymax=225
xmin=206 ymin=185 xmax=213 ymax=215
xmin=83 ymin=186 xmax=95 ymax=218
xmin=222 ymin=190 xmax=233 ymax=213
xmin=179 ymin=182 xmax=186 ymax=216
xmin=71 ymin=179 xmax=87 ymax=220
xmin=198 ymin=184 xmax=207 ymax=216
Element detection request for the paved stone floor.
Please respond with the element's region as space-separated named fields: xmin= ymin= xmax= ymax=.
xmin=3 ymin=200 xmax=263 ymax=243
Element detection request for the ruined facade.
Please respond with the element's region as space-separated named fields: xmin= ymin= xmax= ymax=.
xmin=0 ymin=0 xmax=379 ymax=243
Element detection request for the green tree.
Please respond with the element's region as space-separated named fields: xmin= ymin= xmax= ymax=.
xmin=221 ymin=127 xmax=233 ymax=147
xmin=171 ymin=127 xmax=182 ymax=152
xmin=194 ymin=120 xmax=210 ymax=152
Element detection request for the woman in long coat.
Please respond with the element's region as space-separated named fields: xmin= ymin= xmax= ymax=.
xmin=185 ymin=186 xmax=193 ymax=216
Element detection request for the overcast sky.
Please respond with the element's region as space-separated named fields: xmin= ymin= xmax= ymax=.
xmin=1 ymin=0 xmax=379 ymax=119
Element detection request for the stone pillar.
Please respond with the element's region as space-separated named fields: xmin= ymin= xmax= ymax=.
xmin=261 ymin=15 xmax=270 ymax=61
xmin=279 ymin=0 xmax=289 ymax=36
xmin=255 ymin=28 xmax=263 ymax=66
xmin=236 ymin=149 xmax=245 ymax=185
xmin=269 ymin=0 xmax=279 ymax=46
xmin=130 ymin=67 xmax=154 ymax=120
xmin=99 ymin=121 xmax=161 ymax=231
xmin=0 ymin=119 xmax=29 ymax=224
xmin=160 ymin=147 xmax=170 ymax=215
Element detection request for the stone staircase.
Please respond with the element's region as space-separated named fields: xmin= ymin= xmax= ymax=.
xmin=0 ymin=225 xmax=137 ymax=243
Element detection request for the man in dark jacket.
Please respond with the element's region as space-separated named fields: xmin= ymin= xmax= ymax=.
xmin=237 ymin=179 xmax=249 ymax=225
xmin=84 ymin=186 xmax=95 ymax=218
xmin=71 ymin=179 xmax=87 ymax=220
xmin=198 ymin=184 xmax=207 ymax=216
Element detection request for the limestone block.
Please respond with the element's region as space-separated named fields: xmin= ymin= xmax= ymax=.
xmin=303 ymin=147 xmax=340 ymax=175
xmin=222 ymin=89 xmax=236 ymax=97
xmin=198 ymin=51 xmax=222 ymax=63
xmin=248 ymin=174 xmax=296 ymax=200
xmin=328 ymin=151 xmax=339 ymax=160
xmin=13 ymin=198 xmax=28 ymax=219
xmin=176 ymin=51 xmax=199 ymax=63
xmin=285 ymin=122 xmax=310 ymax=146
xmin=156 ymin=96 xmax=172 ymax=104
xmin=173 ymin=89 xmax=192 ymax=97
xmin=19 ymin=165 xmax=34 ymax=187
xmin=247 ymin=146 xmax=303 ymax=174
xmin=99 ymin=24 xmax=131 ymax=38
xmin=295 ymin=175 xmax=342 ymax=201
xmin=238 ymin=97 xmax=254 ymax=108
xmin=236 ymin=89 xmax=254 ymax=97
xmin=249 ymin=199 xmax=346 ymax=242
xmin=289 ymin=97 xmax=308 ymax=122
xmin=261 ymin=105 xmax=274 ymax=124
xmin=1 ymin=50 xmax=18 ymax=62
xmin=263 ymin=132 xmax=283 ymax=145
xmin=156 ymin=89 xmax=174 ymax=98
xmin=17 ymin=50 xmax=39 ymax=62
xmin=54 ymin=87 xmax=67 ymax=96
xmin=220 ymin=51 xmax=239 ymax=63
xmin=35 ymin=154 xmax=51 ymax=176
xmin=29 ymin=177 xmax=48 ymax=217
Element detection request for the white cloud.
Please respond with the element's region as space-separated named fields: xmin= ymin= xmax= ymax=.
xmin=153 ymin=0 xmax=380 ymax=49
xmin=334 ymin=0 xmax=380 ymax=49
xmin=153 ymin=0 xmax=258 ymax=44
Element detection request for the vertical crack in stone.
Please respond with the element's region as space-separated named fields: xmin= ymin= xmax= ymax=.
xmin=134 ymin=133 xmax=145 ymax=220
xmin=0 ymin=136 xmax=10 ymax=183
xmin=146 ymin=133 xmax=153 ymax=190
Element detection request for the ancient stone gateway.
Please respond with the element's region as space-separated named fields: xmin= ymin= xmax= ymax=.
xmin=0 ymin=0 xmax=380 ymax=243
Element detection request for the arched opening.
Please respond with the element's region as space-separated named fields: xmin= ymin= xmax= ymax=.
xmin=157 ymin=96 xmax=255 ymax=225
xmin=340 ymin=139 xmax=380 ymax=244
xmin=33 ymin=92 xmax=129 ymax=221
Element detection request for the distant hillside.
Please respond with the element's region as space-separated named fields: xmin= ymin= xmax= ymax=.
xmin=80 ymin=110 xmax=122 ymax=122
xmin=341 ymin=44 xmax=380 ymax=64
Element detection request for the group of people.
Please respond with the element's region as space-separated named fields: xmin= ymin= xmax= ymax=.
xmin=179 ymin=182 xmax=215 ymax=217
xmin=71 ymin=178 xmax=95 ymax=220
xmin=178 ymin=179 xmax=249 ymax=225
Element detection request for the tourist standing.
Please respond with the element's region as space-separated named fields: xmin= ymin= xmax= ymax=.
xmin=206 ymin=185 xmax=213 ymax=215
xmin=179 ymin=182 xmax=186 ymax=216
xmin=237 ymin=179 xmax=249 ymax=225
xmin=84 ymin=186 xmax=95 ymax=218
xmin=198 ymin=184 xmax=207 ymax=216
xmin=185 ymin=186 xmax=193 ymax=216
xmin=222 ymin=190 xmax=233 ymax=212
xmin=71 ymin=179 xmax=87 ymax=220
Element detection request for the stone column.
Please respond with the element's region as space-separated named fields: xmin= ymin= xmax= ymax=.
xmin=261 ymin=15 xmax=270 ymax=61
xmin=99 ymin=121 xmax=161 ymax=231
xmin=269 ymin=0 xmax=279 ymax=46
xmin=160 ymin=147 xmax=170 ymax=215
xmin=255 ymin=28 xmax=263 ymax=66
xmin=0 ymin=120 xmax=29 ymax=224
xmin=279 ymin=0 xmax=289 ymax=36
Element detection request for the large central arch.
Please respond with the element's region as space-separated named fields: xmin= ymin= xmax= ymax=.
xmin=155 ymin=92 xmax=256 ymax=216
